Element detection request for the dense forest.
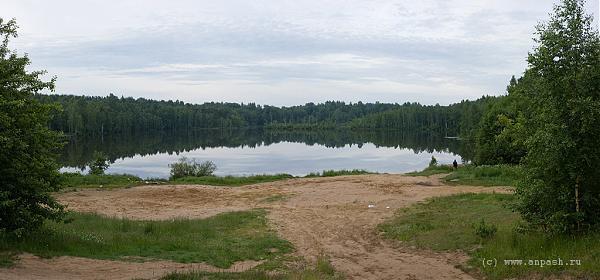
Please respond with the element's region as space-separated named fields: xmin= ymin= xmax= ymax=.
xmin=36 ymin=93 xmax=498 ymax=139
xmin=36 ymin=94 xmax=399 ymax=134
xmin=347 ymin=96 xmax=499 ymax=138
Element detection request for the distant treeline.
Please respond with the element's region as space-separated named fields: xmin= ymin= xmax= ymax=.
xmin=36 ymin=94 xmax=397 ymax=135
xmin=36 ymin=93 xmax=500 ymax=138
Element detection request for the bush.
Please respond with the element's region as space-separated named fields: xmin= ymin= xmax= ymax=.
xmin=88 ymin=151 xmax=109 ymax=175
xmin=169 ymin=157 xmax=216 ymax=179
xmin=474 ymin=219 xmax=497 ymax=239
xmin=428 ymin=156 xmax=438 ymax=167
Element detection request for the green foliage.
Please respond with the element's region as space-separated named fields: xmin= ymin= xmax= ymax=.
xmin=428 ymin=156 xmax=438 ymax=167
xmin=0 ymin=210 xmax=292 ymax=268
xmin=407 ymin=164 xmax=520 ymax=186
xmin=0 ymin=251 xmax=16 ymax=267
xmin=514 ymin=0 xmax=600 ymax=233
xmin=314 ymin=256 xmax=337 ymax=277
xmin=171 ymin=174 xmax=294 ymax=186
xmin=305 ymin=169 xmax=371 ymax=177
xmin=35 ymin=95 xmax=402 ymax=136
xmin=471 ymin=230 xmax=600 ymax=279
xmin=87 ymin=151 xmax=109 ymax=175
xmin=259 ymin=194 xmax=290 ymax=203
xmin=60 ymin=169 xmax=375 ymax=189
xmin=0 ymin=18 xmax=65 ymax=237
xmin=162 ymin=271 xmax=276 ymax=280
xmin=61 ymin=173 xmax=144 ymax=189
xmin=172 ymin=170 xmax=372 ymax=186
xmin=162 ymin=256 xmax=342 ymax=280
xmin=475 ymin=82 xmax=528 ymax=165
xmin=406 ymin=164 xmax=454 ymax=176
xmin=443 ymin=164 xmax=522 ymax=187
xmin=379 ymin=193 xmax=517 ymax=251
xmin=348 ymin=97 xmax=499 ymax=138
xmin=380 ymin=193 xmax=600 ymax=279
xmin=474 ymin=219 xmax=498 ymax=239
xmin=169 ymin=157 xmax=217 ymax=179
xmin=36 ymin=91 xmax=507 ymax=143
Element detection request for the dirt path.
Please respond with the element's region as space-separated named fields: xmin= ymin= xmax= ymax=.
xmin=264 ymin=175 xmax=510 ymax=280
xmin=1 ymin=174 xmax=512 ymax=280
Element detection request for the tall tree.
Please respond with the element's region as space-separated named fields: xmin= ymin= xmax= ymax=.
xmin=515 ymin=0 xmax=600 ymax=233
xmin=474 ymin=76 xmax=527 ymax=165
xmin=0 ymin=18 xmax=65 ymax=237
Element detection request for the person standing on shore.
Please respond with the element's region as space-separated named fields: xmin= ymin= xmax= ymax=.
xmin=453 ymin=159 xmax=458 ymax=170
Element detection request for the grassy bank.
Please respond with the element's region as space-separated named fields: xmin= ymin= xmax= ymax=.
xmin=61 ymin=172 xmax=146 ymax=189
xmin=379 ymin=193 xmax=600 ymax=279
xmin=407 ymin=164 xmax=521 ymax=187
xmin=0 ymin=210 xmax=292 ymax=268
xmin=304 ymin=169 xmax=371 ymax=177
xmin=406 ymin=165 xmax=454 ymax=176
xmin=61 ymin=169 xmax=374 ymax=189
xmin=171 ymin=174 xmax=295 ymax=186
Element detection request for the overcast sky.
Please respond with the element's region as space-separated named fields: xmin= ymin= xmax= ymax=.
xmin=2 ymin=0 xmax=599 ymax=106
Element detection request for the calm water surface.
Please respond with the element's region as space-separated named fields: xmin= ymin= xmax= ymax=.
xmin=60 ymin=129 xmax=470 ymax=179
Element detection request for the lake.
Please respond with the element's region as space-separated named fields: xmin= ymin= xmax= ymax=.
xmin=60 ymin=129 xmax=470 ymax=179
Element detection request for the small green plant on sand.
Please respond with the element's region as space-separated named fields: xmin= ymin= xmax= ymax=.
xmin=429 ymin=156 xmax=438 ymax=167
xmin=474 ymin=218 xmax=497 ymax=239
xmin=88 ymin=151 xmax=110 ymax=175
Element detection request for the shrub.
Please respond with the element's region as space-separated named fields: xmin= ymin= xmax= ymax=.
xmin=474 ymin=219 xmax=497 ymax=239
xmin=169 ymin=157 xmax=216 ymax=179
xmin=88 ymin=151 xmax=109 ymax=175
xmin=428 ymin=156 xmax=438 ymax=167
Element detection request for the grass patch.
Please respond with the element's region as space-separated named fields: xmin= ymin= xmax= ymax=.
xmin=163 ymin=271 xmax=276 ymax=280
xmin=379 ymin=193 xmax=518 ymax=250
xmin=260 ymin=194 xmax=291 ymax=203
xmin=443 ymin=164 xmax=521 ymax=187
xmin=406 ymin=165 xmax=454 ymax=176
xmin=471 ymin=229 xmax=600 ymax=279
xmin=162 ymin=256 xmax=342 ymax=280
xmin=305 ymin=169 xmax=372 ymax=177
xmin=60 ymin=172 xmax=146 ymax=189
xmin=0 ymin=251 xmax=17 ymax=268
xmin=60 ymin=169 xmax=376 ymax=189
xmin=0 ymin=210 xmax=292 ymax=268
xmin=407 ymin=164 xmax=521 ymax=187
xmin=379 ymin=193 xmax=600 ymax=279
xmin=171 ymin=174 xmax=295 ymax=186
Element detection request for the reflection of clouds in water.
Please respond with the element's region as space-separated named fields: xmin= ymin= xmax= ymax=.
xmin=97 ymin=142 xmax=460 ymax=179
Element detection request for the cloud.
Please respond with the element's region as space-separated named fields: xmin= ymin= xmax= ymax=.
xmin=2 ymin=0 xmax=598 ymax=106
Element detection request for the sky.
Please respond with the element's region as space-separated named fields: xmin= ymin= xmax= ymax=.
xmin=2 ymin=0 xmax=599 ymax=106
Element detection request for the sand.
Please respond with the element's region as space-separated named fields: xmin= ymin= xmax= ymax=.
xmin=0 ymin=174 xmax=512 ymax=280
